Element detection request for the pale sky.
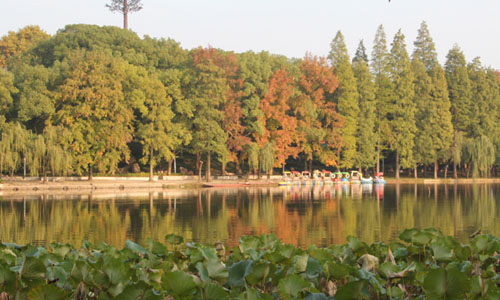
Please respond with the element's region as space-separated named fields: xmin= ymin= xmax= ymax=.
xmin=1 ymin=0 xmax=499 ymax=68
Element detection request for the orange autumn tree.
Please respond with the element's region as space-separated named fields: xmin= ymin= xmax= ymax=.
xmin=258 ymin=68 xmax=302 ymax=172
xmin=294 ymin=54 xmax=343 ymax=170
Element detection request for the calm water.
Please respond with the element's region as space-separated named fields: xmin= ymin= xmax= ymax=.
xmin=1 ymin=184 xmax=500 ymax=248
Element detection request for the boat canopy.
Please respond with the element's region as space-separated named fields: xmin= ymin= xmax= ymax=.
xmin=375 ymin=172 xmax=384 ymax=177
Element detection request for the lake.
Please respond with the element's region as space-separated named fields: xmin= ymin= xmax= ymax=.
xmin=1 ymin=183 xmax=499 ymax=248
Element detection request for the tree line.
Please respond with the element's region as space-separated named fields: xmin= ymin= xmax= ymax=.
xmin=0 ymin=22 xmax=499 ymax=180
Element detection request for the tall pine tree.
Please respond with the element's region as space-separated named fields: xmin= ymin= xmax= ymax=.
xmin=445 ymin=45 xmax=472 ymax=178
xmin=389 ymin=30 xmax=416 ymax=179
xmin=371 ymin=25 xmax=394 ymax=173
xmin=353 ymin=41 xmax=376 ymax=172
xmin=328 ymin=31 xmax=359 ymax=169
xmin=413 ymin=22 xmax=454 ymax=178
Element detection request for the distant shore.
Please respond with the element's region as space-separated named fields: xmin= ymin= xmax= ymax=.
xmin=1 ymin=175 xmax=500 ymax=196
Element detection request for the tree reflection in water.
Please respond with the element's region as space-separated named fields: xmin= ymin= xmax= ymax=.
xmin=0 ymin=184 xmax=499 ymax=248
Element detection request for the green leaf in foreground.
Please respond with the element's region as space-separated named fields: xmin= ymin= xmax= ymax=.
xmin=278 ymin=274 xmax=311 ymax=300
xmin=423 ymin=264 xmax=470 ymax=299
xmin=162 ymin=270 xmax=197 ymax=298
xmin=227 ymin=260 xmax=252 ymax=287
xmin=27 ymin=285 xmax=67 ymax=300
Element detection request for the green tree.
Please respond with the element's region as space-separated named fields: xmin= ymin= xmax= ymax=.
xmin=445 ymin=45 xmax=472 ymax=133
xmin=0 ymin=25 xmax=50 ymax=68
xmin=134 ymin=70 xmax=190 ymax=181
xmin=106 ymin=0 xmax=143 ymax=30
xmin=260 ymin=142 xmax=274 ymax=178
xmin=54 ymin=50 xmax=135 ymax=178
xmin=11 ymin=64 xmax=55 ymax=133
xmin=352 ymin=41 xmax=376 ymax=171
xmin=411 ymin=57 xmax=433 ymax=177
xmin=0 ymin=122 xmax=28 ymax=176
xmin=0 ymin=69 xmax=17 ymax=120
xmin=370 ymin=25 xmax=394 ymax=173
xmin=328 ymin=31 xmax=359 ymax=169
xmin=467 ymin=59 xmax=500 ymax=152
xmin=445 ymin=45 xmax=473 ymax=177
xmin=185 ymin=47 xmax=229 ymax=181
xmin=412 ymin=22 xmax=453 ymax=178
xmin=389 ymin=30 xmax=416 ymax=179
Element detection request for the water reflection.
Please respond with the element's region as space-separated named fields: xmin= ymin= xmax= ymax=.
xmin=0 ymin=184 xmax=499 ymax=248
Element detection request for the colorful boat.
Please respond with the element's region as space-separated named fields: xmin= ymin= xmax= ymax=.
xmin=374 ymin=172 xmax=386 ymax=184
xmin=350 ymin=171 xmax=361 ymax=184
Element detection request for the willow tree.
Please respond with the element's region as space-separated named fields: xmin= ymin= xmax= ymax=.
xmin=464 ymin=136 xmax=495 ymax=178
xmin=389 ymin=30 xmax=416 ymax=179
xmin=328 ymin=31 xmax=359 ymax=169
xmin=25 ymin=126 xmax=72 ymax=180
xmin=260 ymin=142 xmax=275 ymax=178
xmin=0 ymin=122 xmax=28 ymax=176
xmin=106 ymin=0 xmax=143 ymax=30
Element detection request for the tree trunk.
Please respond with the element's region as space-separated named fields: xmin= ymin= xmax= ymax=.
xmin=453 ymin=161 xmax=458 ymax=179
xmin=304 ymin=158 xmax=307 ymax=171
xmin=466 ymin=164 xmax=470 ymax=178
xmin=196 ymin=153 xmax=200 ymax=174
xmin=309 ymin=159 xmax=313 ymax=173
xmin=414 ymin=167 xmax=418 ymax=179
xmin=444 ymin=164 xmax=448 ymax=179
xmin=88 ymin=165 xmax=93 ymax=181
xmin=167 ymin=159 xmax=172 ymax=176
xmin=376 ymin=149 xmax=380 ymax=174
xmin=123 ymin=0 xmax=128 ymax=30
xmin=206 ymin=152 xmax=211 ymax=182
xmin=235 ymin=156 xmax=241 ymax=175
xmin=222 ymin=162 xmax=226 ymax=176
xmin=434 ymin=160 xmax=438 ymax=179
xmin=198 ymin=161 xmax=203 ymax=182
xmin=149 ymin=150 xmax=154 ymax=182
xmin=395 ymin=151 xmax=400 ymax=180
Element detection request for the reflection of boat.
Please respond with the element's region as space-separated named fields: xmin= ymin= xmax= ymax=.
xmin=202 ymin=183 xmax=250 ymax=188
xmin=374 ymin=172 xmax=386 ymax=184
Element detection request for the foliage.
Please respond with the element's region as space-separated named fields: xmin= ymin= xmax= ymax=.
xmin=0 ymin=23 xmax=499 ymax=178
xmin=1 ymin=229 xmax=500 ymax=299
xmin=0 ymin=25 xmax=50 ymax=68
xmin=329 ymin=31 xmax=359 ymax=169
xmin=353 ymin=41 xmax=377 ymax=169
xmin=388 ymin=30 xmax=416 ymax=173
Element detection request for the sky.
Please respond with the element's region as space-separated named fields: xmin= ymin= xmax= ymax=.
xmin=1 ymin=0 xmax=500 ymax=68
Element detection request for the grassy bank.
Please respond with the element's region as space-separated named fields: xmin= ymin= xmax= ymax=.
xmin=0 ymin=228 xmax=499 ymax=299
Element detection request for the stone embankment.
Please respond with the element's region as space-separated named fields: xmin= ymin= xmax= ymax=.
xmin=0 ymin=175 xmax=282 ymax=196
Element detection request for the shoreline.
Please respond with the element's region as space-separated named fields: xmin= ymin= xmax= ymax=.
xmin=1 ymin=176 xmax=500 ymax=196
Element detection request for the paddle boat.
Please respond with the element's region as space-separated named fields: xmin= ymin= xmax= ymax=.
xmin=360 ymin=173 xmax=373 ymax=184
xmin=341 ymin=172 xmax=350 ymax=183
xmin=301 ymin=171 xmax=311 ymax=185
xmin=350 ymin=171 xmax=361 ymax=184
xmin=333 ymin=172 xmax=343 ymax=183
xmin=374 ymin=172 xmax=386 ymax=184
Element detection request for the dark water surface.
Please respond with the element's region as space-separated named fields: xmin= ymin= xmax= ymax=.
xmin=1 ymin=183 xmax=499 ymax=248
